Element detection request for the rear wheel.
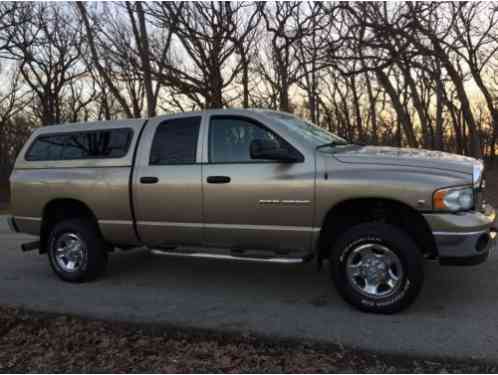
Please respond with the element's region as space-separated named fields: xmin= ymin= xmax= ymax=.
xmin=47 ymin=218 xmax=108 ymax=282
xmin=330 ymin=223 xmax=424 ymax=314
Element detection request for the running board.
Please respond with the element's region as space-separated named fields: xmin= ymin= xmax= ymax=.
xmin=150 ymin=249 xmax=305 ymax=264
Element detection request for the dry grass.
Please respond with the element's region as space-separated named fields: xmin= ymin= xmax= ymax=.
xmin=0 ymin=306 xmax=495 ymax=373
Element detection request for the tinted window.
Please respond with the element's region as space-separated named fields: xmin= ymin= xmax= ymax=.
xmin=26 ymin=135 xmax=66 ymax=161
xmin=149 ymin=117 xmax=201 ymax=165
xmin=209 ymin=116 xmax=284 ymax=163
xmin=26 ymin=129 xmax=133 ymax=161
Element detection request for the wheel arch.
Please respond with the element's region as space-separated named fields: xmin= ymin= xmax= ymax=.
xmin=40 ymin=198 xmax=101 ymax=254
xmin=316 ymin=197 xmax=437 ymax=262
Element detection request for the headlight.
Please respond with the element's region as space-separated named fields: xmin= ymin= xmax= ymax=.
xmin=433 ymin=186 xmax=474 ymax=212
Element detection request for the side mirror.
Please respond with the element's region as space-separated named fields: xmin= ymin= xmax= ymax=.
xmin=250 ymin=139 xmax=299 ymax=162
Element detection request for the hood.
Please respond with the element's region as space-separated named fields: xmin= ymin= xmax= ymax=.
xmin=331 ymin=145 xmax=475 ymax=175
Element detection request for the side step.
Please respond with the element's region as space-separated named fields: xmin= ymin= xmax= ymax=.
xmin=150 ymin=249 xmax=306 ymax=264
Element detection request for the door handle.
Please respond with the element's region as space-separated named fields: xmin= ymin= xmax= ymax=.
xmin=207 ymin=176 xmax=231 ymax=184
xmin=140 ymin=176 xmax=159 ymax=184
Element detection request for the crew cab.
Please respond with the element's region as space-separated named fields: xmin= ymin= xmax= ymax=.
xmin=7 ymin=109 xmax=496 ymax=313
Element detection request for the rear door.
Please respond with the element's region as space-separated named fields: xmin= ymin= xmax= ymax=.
xmin=132 ymin=114 xmax=205 ymax=247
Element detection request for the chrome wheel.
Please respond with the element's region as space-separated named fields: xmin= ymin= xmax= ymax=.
xmin=345 ymin=243 xmax=404 ymax=299
xmin=54 ymin=233 xmax=87 ymax=273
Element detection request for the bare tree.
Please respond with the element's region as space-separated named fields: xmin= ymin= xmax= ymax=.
xmin=148 ymin=2 xmax=259 ymax=109
xmin=0 ymin=66 xmax=29 ymax=179
xmin=452 ymin=3 xmax=498 ymax=156
xmin=76 ymin=2 xmax=134 ymax=118
xmin=0 ymin=0 xmax=497 ymax=167
xmin=405 ymin=3 xmax=482 ymax=157
xmin=0 ymin=2 xmax=32 ymax=56
xmin=260 ymin=2 xmax=319 ymax=112
xmin=6 ymin=3 xmax=85 ymax=125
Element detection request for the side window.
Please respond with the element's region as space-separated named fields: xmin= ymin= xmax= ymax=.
xmin=209 ymin=116 xmax=284 ymax=163
xmin=63 ymin=134 xmax=88 ymax=159
xmin=149 ymin=116 xmax=201 ymax=165
xmin=26 ymin=129 xmax=133 ymax=161
xmin=25 ymin=135 xmax=66 ymax=161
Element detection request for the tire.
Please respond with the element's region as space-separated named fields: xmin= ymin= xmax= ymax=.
xmin=330 ymin=222 xmax=424 ymax=314
xmin=47 ymin=218 xmax=108 ymax=282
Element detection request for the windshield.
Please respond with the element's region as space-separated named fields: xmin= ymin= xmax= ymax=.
xmin=264 ymin=111 xmax=348 ymax=147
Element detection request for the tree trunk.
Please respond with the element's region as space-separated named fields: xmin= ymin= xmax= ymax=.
xmin=435 ymin=76 xmax=444 ymax=151
xmin=431 ymin=40 xmax=482 ymax=157
xmin=240 ymin=52 xmax=250 ymax=108
xmin=364 ymin=70 xmax=378 ymax=145
xmin=375 ymin=68 xmax=418 ymax=148
xmin=279 ymin=79 xmax=290 ymax=112
xmin=350 ymin=75 xmax=363 ymax=142
xmin=76 ymin=2 xmax=133 ymax=118
xmin=135 ymin=2 xmax=156 ymax=117
xmin=399 ymin=64 xmax=431 ymax=148
xmin=205 ymin=62 xmax=224 ymax=109
xmin=491 ymin=123 xmax=497 ymax=160
xmin=470 ymin=67 xmax=498 ymax=158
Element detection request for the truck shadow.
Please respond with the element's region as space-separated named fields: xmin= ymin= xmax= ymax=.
xmin=106 ymin=248 xmax=498 ymax=317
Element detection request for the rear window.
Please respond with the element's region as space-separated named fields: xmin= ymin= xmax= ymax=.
xmin=25 ymin=129 xmax=133 ymax=161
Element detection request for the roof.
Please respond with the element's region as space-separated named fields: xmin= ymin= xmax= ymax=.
xmin=32 ymin=108 xmax=283 ymax=135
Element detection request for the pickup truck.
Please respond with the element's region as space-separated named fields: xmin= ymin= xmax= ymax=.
xmin=7 ymin=109 xmax=496 ymax=313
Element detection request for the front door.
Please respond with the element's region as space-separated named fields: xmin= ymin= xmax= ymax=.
xmin=202 ymin=115 xmax=315 ymax=255
xmin=133 ymin=115 xmax=204 ymax=247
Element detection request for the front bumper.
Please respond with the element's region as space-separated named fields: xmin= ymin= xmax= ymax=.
xmin=424 ymin=204 xmax=496 ymax=266
xmin=436 ymin=230 xmax=495 ymax=266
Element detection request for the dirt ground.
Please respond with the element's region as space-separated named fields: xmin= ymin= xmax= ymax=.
xmin=0 ymin=306 xmax=495 ymax=373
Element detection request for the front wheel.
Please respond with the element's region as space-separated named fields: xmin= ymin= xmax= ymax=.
xmin=330 ymin=223 xmax=424 ymax=314
xmin=47 ymin=218 xmax=108 ymax=282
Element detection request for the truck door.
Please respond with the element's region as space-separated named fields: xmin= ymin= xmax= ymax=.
xmin=133 ymin=115 xmax=204 ymax=247
xmin=202 ymin=115 xmax=315 ymax=255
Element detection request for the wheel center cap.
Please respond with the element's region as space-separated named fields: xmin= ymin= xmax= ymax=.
xmin=362 ymin=257 xmax=387 ymax=283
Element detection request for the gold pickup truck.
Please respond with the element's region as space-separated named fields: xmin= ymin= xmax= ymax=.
xmin=7 ymin=109 xmax=496 ymax=313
